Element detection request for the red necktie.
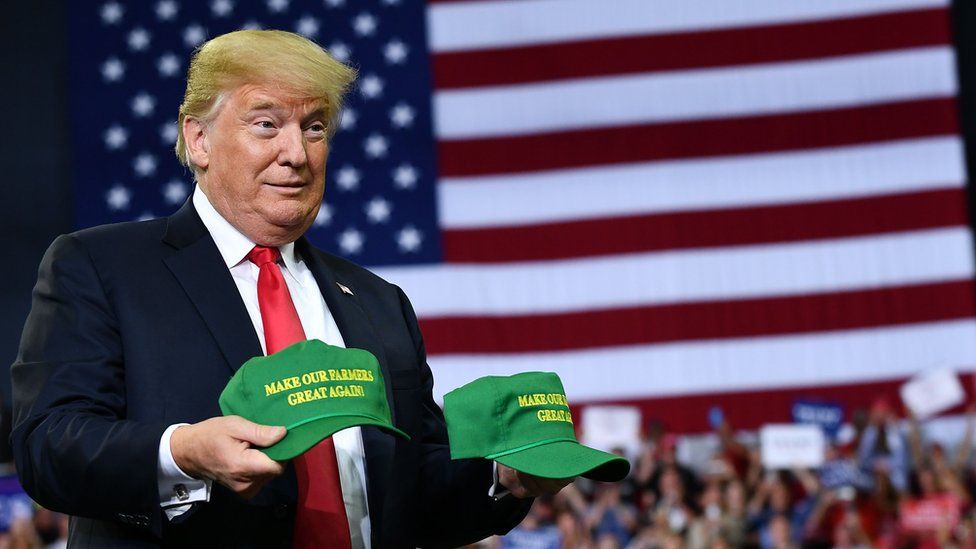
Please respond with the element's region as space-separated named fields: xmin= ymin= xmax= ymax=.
xmin=247 ymin=246 xmax=353 ymax=549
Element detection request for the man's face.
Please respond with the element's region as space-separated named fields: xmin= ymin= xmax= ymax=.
xmin=192 ymin=83 xmax=329 ymax=246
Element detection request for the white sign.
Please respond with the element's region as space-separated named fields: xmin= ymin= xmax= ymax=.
xmin=581 ymin=406 xmax=641 ymax=455
xmin=900 ymin=367 xmax=964 ymax=420
xmin=760 ymin=424 xmax=825 ymax=469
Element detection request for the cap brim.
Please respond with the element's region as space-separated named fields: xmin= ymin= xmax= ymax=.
xmin=261 ymin=416 xmax=410 ymax=461
xmin=493 ymin=441 xmax=630 ymax=482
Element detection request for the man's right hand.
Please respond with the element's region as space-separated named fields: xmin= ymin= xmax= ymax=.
xmin=170 ymin=416 xmax=286 ymax=499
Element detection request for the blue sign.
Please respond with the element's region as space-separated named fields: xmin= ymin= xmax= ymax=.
xmin=820 ymin=460 xmax=874 ymax=491
xmin=792 ymin=399 xmax=845 ymax=438
xmin=0 ymin=475 xmax=32 ymax=533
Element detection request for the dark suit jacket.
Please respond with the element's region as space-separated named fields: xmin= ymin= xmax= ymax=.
xmin=11 ymin=200 xmax=530 ymax=547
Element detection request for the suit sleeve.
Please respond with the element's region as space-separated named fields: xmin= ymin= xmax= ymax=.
xmin=10 ymin=234 xmax=170 ymax=534
xmin=393 ymin=286 xmax=532 ymax=548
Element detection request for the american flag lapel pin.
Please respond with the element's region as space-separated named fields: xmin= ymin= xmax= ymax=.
xmin=337 ymin=282 xmax=354 ymax=296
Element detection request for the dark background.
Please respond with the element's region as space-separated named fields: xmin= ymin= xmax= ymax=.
xmin=1 ymin=0 xmax=71 ymax=407
xmin=2 ymin=0 xmax=976 ymax=408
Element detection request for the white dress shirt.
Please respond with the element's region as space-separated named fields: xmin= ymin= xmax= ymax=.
xmin=157 ymin=186 xmax=371 ymax=547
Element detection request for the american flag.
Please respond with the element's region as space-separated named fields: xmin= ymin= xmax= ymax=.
xmin=71 ymin=0 xmax=976 ymax=432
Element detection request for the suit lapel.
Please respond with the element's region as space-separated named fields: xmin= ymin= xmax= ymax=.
xmin=162 ymin=200 xmax=263 ymax=373
xmin=297 ymin=239 xmax=396 ymax=423
xmin=297 ymin=239 xmax=396 ymax=543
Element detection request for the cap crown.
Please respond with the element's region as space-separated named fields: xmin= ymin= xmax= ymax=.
xmin=220 ymin=339 xmax=394 ymax=431
xmin=445 ymin=371 xmax=578 ymax=459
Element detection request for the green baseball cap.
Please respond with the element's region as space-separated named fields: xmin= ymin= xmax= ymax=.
xmin=219 ymin=339 xmax=409 ymax=460
xmin=443 ymin=372 xmax=630 ymax=482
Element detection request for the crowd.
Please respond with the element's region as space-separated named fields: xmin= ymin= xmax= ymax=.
xmin=0 ymin=473 xmax=66 ymax=549
xmin=486 ymin=401 xmax=976 ymax=549
xmin=2 ymin=400 xmax=975 ymax=548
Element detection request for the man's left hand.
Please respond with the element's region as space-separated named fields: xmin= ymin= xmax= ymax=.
xmin=497 ymin=464 xmax=574 ymax=498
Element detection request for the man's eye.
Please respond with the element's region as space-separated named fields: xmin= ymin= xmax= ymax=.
xmin=256 ymin=121 xmax=275 ymax=129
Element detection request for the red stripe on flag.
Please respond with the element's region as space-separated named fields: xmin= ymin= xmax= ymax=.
xmin=437 ymin=98 xmax=959 ymax=177
xmin=443 ymin=189 xmax=969 ymax=262
xmin=571 ymin=376 xmax=975 ymax=433
xmin=433 ymin=8 xmax=951 ymax=89
xmin=420 ymin=280 xmax=976 ymax=354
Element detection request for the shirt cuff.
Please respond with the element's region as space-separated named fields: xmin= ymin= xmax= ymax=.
xmin=158 ymin=423 xmax=211 ymax=518
xmin=489 ymin=461 xmax=511 ymax=500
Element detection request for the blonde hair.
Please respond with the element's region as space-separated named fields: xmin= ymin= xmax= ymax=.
xmin=175 ymin=29 xmax=357 ymax=167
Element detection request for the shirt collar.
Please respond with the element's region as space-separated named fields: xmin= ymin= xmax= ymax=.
xmin=192 ymin=186 xmax=304 ymax=285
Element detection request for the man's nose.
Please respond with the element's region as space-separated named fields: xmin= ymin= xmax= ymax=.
xmin=277 ymin=125 xmax=308 ymax=167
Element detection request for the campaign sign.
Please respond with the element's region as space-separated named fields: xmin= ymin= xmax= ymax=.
xmin=0 ymin=475 xmax=32 ymax=533
xmin=900 ymin=495 xmax=960 ymax=532
xmin=819 ymin=460 xmax=874 ymax=491
xmin=760 ymin=424 xmax=825 ymax=469
xmin=581 ymin=405 xmax=641 ymax=455
xmin=792 ymin=399 xmax=844 ymax=438
xmin=900 ymin=368 xmax=964 ymax=419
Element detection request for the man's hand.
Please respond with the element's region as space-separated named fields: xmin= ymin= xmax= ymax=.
xmin=497 ymin=464 xmax=574 ymax=499
xmin=170 ymin=416 xmax=286 ymax=499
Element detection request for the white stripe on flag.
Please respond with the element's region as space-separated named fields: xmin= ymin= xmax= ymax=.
xmin=438 ymin=137 xmax=965 ymax=229
xmin=428 ymin=0 xmax=948 ymax=53
xmin=428 ymin=319 xmax=976 ymax=401
xmin=434 ymin=47 xmax=956 ymax=139
xmin=377 ymin=227 xmax=974 ymax=317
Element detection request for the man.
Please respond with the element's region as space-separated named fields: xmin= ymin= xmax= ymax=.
xmin=11 ymin=30 xmax=569 ymax=547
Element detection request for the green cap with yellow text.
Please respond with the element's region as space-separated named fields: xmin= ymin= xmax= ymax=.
xmin=219 ymin=339 xmax=409 ymax=460
xmin=443 ymin=372 xmax=630 ymax=482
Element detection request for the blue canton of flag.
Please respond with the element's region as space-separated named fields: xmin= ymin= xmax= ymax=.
xmin=69 ymin=0 xmax=442 ymax=266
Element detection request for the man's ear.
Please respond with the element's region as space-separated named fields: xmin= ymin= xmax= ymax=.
xmin=183 ymin=117 xmax=210 ymax=171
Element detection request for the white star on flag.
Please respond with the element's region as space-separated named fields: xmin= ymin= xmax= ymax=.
xmin=390 ymin=103 xmax=414 ymax=128
xmin=363 ymin=134 xmax=388 ymax=158
xmin=155 ymin=0 xmax=178 ymax=20
xmin=352 ymin=12 xmax=377 ymax=36
xmin=131 ymin=93 xmax=156 ymax=117
xmin=335 ymin=166 xmax=361 ymax=191
xmin=104 ymin=125 xmax=128 ymax=150
xmin=365 ymin=197 xmax=392 ymax=223
xmin=159 ymin=122 xmax=179 ymax=144
xmin=183 ymin=24 xmax=207 ymax=47
xmin=392 ymin=164 xmax=417 ymax=189
xmin=266 ymin=0 xmax=289 ymax=13
xmin=157 ymin=53 xmax=180 ymax=77
xmin=328 ymin=41 xmax=351 ymax=63
xmin=314 ymin=203 xmax=333 ymax=227
xmin=359 ymin=74 xmax=383 ymax=99
xmin=211 ymin=0 xmax=233 ymax=17
xmin=106 ymin=184 xmax=131 ymax=210
xmin=101 ymin=58 xmax=125 ymax=82
xmin=325 ymin=0 xmax=345 ymax=7
xmin=340 ymin=108 xmax=357 ymax=131
xmin=383 ymin=39 xmax=408 ymax=64
xmin=100 ymin=2 xmax=124 ymax=25
xmin=133 ymin=153 xmax=158 ymax=177
xmin=128 ymin=28 xmax=151 ymax=51
xmin=295 ymin=16 xmax=319 ymax=38
xmin=162 ymin=180 xmax=189 ymax=204
xmin=338 ymin=228 xmax=364 ymax=254
xmin=396 ymin=226 xmax=422 ymax=253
